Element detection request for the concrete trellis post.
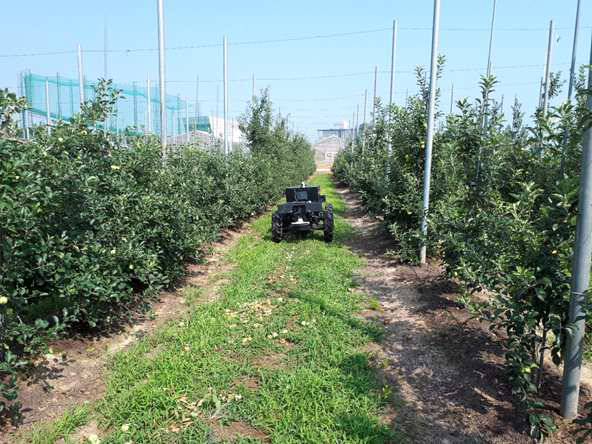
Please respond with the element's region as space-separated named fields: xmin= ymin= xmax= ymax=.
xmin=561 ymin=0 xmax=582 ymax=174
xmin=560 ymin=30 xmax=592 ymax=421
xmin=372 ymin=65 xmax=378 ymax=128
xmin=542 ymin=20 xmax=554 ymax=117
xmin=223 ymin=36 xmax=229 ymax=155
xmin=77 ymin=44 xmax=84 ymax=105
xmin=186 ymin=99 xmax=190 ymax=144
xmin=419 ymin=0 xmax=441 ymax=264
xmin=362 ymin=89 xmax=367 ymax=153
xmin=45 ymin=78 xmax=51 ymax=134
xmin=386 ymin=19 xmax=398 ymax=178
xmin=157 ymin=0 xmax=167 ymax=155
xmin=146 ymin=73 xmax=152 ymax=133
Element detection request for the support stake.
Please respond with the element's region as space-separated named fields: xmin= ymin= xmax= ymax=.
xmin=419 ymin=0 xmax=441 ymax=264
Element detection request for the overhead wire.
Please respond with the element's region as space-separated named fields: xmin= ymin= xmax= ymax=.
xmin=154 ymin=62 xmax=570 ymax=85
xmin=1 ymin=25 xmax=588 ymax=58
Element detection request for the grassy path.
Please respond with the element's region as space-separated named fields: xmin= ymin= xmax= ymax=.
xmin=24 ymin=174 xmax=401 ymax=444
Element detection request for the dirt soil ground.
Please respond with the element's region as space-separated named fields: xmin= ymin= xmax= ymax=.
xmin=337 ymin=183 xmax=591 ymax=444
xmin=0 ymin=226 xmax=247 ymax=443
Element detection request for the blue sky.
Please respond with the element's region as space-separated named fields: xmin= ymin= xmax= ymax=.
xmin=1 ymin=1 xmax=591 ymax=140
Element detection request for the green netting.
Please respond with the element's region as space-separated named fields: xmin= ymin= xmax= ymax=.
xmin=22 ymin=72 xmax=187 ymax=136
xmin=186 ymin=116 xmax=212 ymax=133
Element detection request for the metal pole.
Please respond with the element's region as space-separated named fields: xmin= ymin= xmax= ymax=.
xmin=389 ymin=20 xmax=398 ymax=108
xmin=567 ymin=0 xmax=581 ymax=103
xmin=45 ymin=78 xmax=51 ymax=134
xmin=450 ymin=82 xmax=454 ymax=115
xmin=133 ymin=82 xmax=138 ymax=130
xmin=542 ymin=20 xmax=554 ymax=117
xmin=69 ymin=77 xmax=74 ymax=117
xmin=195 ymin=75 xmax=199 ymax=131
xmin=177 ymin=95 xmax=181 ymax=140
xmin=171 ymin=111 xmax=175 ymax=141
xmin=77 ymin=43 xmax=84 ymax=104
xmin=157 ymin=0 xmax=167 ymax=155
xmin=419 ymin=0 xmax=441 ymax=265
xmin=18 ymin=73 xmax=27 ymax=139
xmin=482 ymin=0 xmax=497 ymax=129
xmin=387 ymin=19 xmax=398 ymax=178
xmin=252 ymin=73 xmax=255 ymax=101
xmin=560 ymin=31 xmax=592 ymax=420
xmin=561 ymin=0 xmax=582 ymax=174
xmin=223 ymin=36 xmax=229 ymax=155
xmin=539 ymin=76 xmax=544 ymax=109
xmin=231 ymin=119 xmax=235 ymax=151
xmin=146 ymin=73 xmax=152 ymax=133
xmin=216 ymin=83 xmax=220 ymax=139
xmin=56 ymin=73 xmax=62 ymax=121
xmin=26 ymin=70 xmax=33 ymax=137
xmin=104 ymin=20 xmax=108 ymax=79
xmin=355 ymin=104 xmax=359 ymax=141
xmin=486 ymin=0 xmax=496 ymax=78
xmin=372 ymin=65 xmax=378 ymax=128
xmin=186 ymin=99 xmax=190 ymax=144
xmin=362 ymin=89 xmax=367 ymax=153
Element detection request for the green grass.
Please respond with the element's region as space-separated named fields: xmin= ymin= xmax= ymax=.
xmin=24 ymin=174 xmax=403 ymax=443
xmin=20 ymin=405 xmax=90 ymax=444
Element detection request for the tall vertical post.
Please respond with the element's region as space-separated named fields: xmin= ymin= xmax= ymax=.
xmin=186 ymin=99 xmax=190 ymax=144
xmin=486 ymin=0 xmax=496 ymax=79
xmin=103 ymin=24 xmax=109 ymax=134
xmin=567 ymin=0 xmax=581 ymax=104
xmin=449 ymin=82 xmax=455 ymax=114
xmin=146 ymin=73 xmax=152 ymax=133
xmin=539 ymin=77 xmax=544 ymax=109
xmin=561 ymin=0 xmax=582 ymax=174
xmin=176 ymin=95 xmax=181 ymax=140
xmin=195 ymin=75 xmax=199 ymax=131
xmin=18 ymin=73 xmax=28 ymax=139
xmin=387 ymin=19 xmax=398 ymax=177
xmin=362 ymin=89 xmax=367 ymax=153
xmin=173 ymin=102 xmax=177 ymax=140
xmin=56 ymin=73 xmax=62 ymax=121
xmin=419 ymin=0 xmax=441 ymax=265
xmin=482 ymin=0 xmax=497 ymax=129
xmin=69 ymin=77 xmax=74 ymax=117
xmin=223 ymin=36 xmax=229 ymax=155
xmin=355 ymin=104 xmax=359 ymax=141
xmin=133 ymin=82 xmax=138 ymax=130
xmin=388 ymin=20 xmax=398 ymax=109
xmin=560 ymin=31 xmax=592 ymax=420
xmin=372 ymin=65 xmax=378 ymax=128
xmin=77 ymin=44 xmax=84 ymax=104
xmin=231 ymin=119 xmax=235 ymax=151
xmin=542 ymin=20 xmax=554 ymax=117
xmin=104 ymin=20 xmax=108 ymax=79
xmin=157 ymin=0 xmax=167 ymax=155
xmin=26 ymin=70 xmax=34 ymax=136
xmin=252 ymin=73 xmax=255 ymax=101
xmin=216 ymin=83 xmax=220 ymax=139
xmin=45 ymin=78 xmax=51 ymax=134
